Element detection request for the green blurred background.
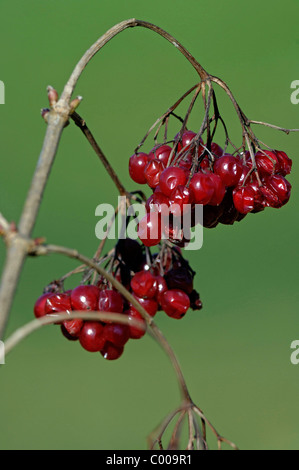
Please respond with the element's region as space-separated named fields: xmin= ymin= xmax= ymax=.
xmin=0 ymin=0 xmax=298 ymax=450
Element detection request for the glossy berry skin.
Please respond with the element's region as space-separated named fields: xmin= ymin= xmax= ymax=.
xmin=130 ymin=294 xmax=158 ymax=317
xmin=237 ymin=165 xmax=251 ymax=187
xmin=79 ymin=322 xmax=106 ymax=352
xmin=160 ymin=289 xmax=190 ymax=319
xmin=98 ymin=290 xmax=124 ymax=314
xmin=127 ymin=309 xmax=146 ymax=339
xmin=71 ymin=285 xmax=100 ymax=311
xmin=159 ymin=167 xmax=187 ymax=197
xmin=246 ymin=181 xmax=265 ymax=213
xmin=100 ymin=342 xmax=124 ymax=360
xmin=131 ymin=270 xmax=157 ymax=299
xmin=232 ymin=186 xmax=256 ymax=214
xmin=146 ymin=191 xmax=170 ymax=216
xmin=275 ymin=150 xmax=292 ymax=176
xmin=176 ymin=130 xmax=197 ymax=152
xmin=189 ymin=172 xmax=215 ymax=205
xmin=254 ymin=151 xmax=280 ymax=177
xmin=154 ymin=275 xmax=168 ymax=305
xmin=103 ymin=323 xmax=130 ymax=347
xmin=207 ymin=173 xmax=226 ymax=206
xmin=137 ymin=213 xmax=162 ymax=247
xmin=213 ymin=155 xmax=243 ymax=187
xmin=129 ymin=153 xmax=149 ymax=184
xmin=62 ymin=318 xmax=84 ymax=338
xmin=211 ymin=142 xmax=223 ymax=157
xmin=261 ymin=175 xmax=291 ymax=208
xmin=169 ymin=185 xmax=193 ymax=216
xmin=45 ymin=292 xmax=72 ymax=315
xmin=144 ymin=159 xmax=165 ymax=189
xmin=34 ymin=293 xmax=52 ymax=318
xmin=148 ymin=144 xmax=173 ymax=167
xmin=60 ymin=324 xmax=80 ymax=341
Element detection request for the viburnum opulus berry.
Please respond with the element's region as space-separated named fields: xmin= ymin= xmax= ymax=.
xmin=33 ymin=240 xmax=203 ymax=360
xmin=128 ymin=129 xmax=292 ymax=241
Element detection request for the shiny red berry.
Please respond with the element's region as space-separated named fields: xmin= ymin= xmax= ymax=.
xmin=160 ymin=289 xmax=190 ymax=319
xmin=129 ymin=153 xmax=149 ymax=184
xmin=131 ymin=270 xmax=157 ymax=299
xmin=261 ymin=175 xmax=291 ymax=208
xmin=214 ymin=155 xmax=243 ymax=187
xmin=34 ymin=293 xmax=52 ymax=318
xmin=62 ymin=318 xmax=84 ymax=338
xmin=189 ymin=172 xmax=215 ymax=204
xmin=45 ymin=292 xmax=72 ymax=315
xmin=127 ymin=309 xmax=146 ymax=339
xmin=148 ymin=144 xmax=173 ymax=167
xmin=103 ymin=323 xmax=130 ymax=347
xmin=71 ymin=285 xmax=100 ymax=311
xmin=144 ymin=159 xmax=165 ymax=188
xmin=79 ymin=322 xmax=106 ymax=352
xmin=100 ymin=342 xmax=124 ymax=360
xmin=232 ymin=186 xmax=256 ymax=214
xmin=159 ymin=167 xmax=187 ymax=197
xmin=254 ymin=151 xmax=280 ymax=177
xmin=146 ymin=191 xmax=170 ymax=216
xmin=98 ymin=289 xmax=124 ymax=314
xmin=169 ymin=185 xmax=193 ymax=216
xmin=130 ymin=294 xmax=158 ymax=317
xmin=275 ymin=150 xmax=292 ymax=176
xmin=137 ymin=213 xmax=162 ymax=247
xmin=207 ymin=173 xmax=226 ymax=206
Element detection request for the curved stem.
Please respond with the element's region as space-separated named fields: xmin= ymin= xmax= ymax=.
xmin=60 ymin=19 xmax=208 ymax=104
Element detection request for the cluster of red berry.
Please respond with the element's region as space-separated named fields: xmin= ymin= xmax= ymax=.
xmin=33 ymin=240 xmax=202 ymax=360
xmin=129 ymin=130 xmax=292 ymax=242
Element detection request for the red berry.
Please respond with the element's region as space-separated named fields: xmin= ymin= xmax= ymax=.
xmin=127 ymin=309 xmax=146 ymax=339
xmin=176 ymin=131 xmax=197 ymax=152
xmin=160 ymin=289 xmax=190 ymax=319
xmin=45 ymin=292 xmax=72 ymax=315
xmin=148 ymin=144 xmax=173 ymax=167
xmin=237 ymin=165 xmax=252 ymax=187
xmin=98 ymin=290 xmax=124 ymax=315
xmin=144 ymin=159 xmax=165 ymax=188
xmin=246 ymin=181 xmax=265 ymax=212
xmin=211 ymin=142 xmax=223 ymax=157
xmin=169 ymin=185 xmax=193 ymax=216
xmin=103 ymin=323 xmax=130 ymax=347
xmin=62 ymin=318 xmax=84 ymax=338
xmin=261 ymin=175 xmax=291 ymax=208
xmin=129 ymin=153 xmax=149 ymax=184
xmin=232 ymin=186 xmax=256 ymax=214
xmin=60 ymin=324 xmax=80 ymax=341
xmin=275 ymin=150 xmax=292 ymax=176
xmin=79 ymin=322 xmax=106 ymax=352
xmin=214 ymin=155 xmax=243 ymax=187
xmin=146 ymin=191 xmax=170 ymax=216
xmin=159 ymin=167 xmax=187 ymax=197
xmin=154 ymin=275 xmax=168 ymax=305
xmin=71 ymin=285 xmax=100 ymax=311
xmin=207 ymin=173 xmax=226 ymax=206
xmin=254 ymin=151 xmax=280 ymax=177
xmin=130 ymin=294 xmax=158 ymax=317
xmin=100 ymin=342 xmax=124 ymax=360
xmin=34 ymin=293 xmax=52 ymax=318
xmin=137 ymin=213 xmax=162 ymax=247
xmin=131 ymin=270 xmax=157 ymax=299
xmin=189 ymin=172 xmax=215 ymax=204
